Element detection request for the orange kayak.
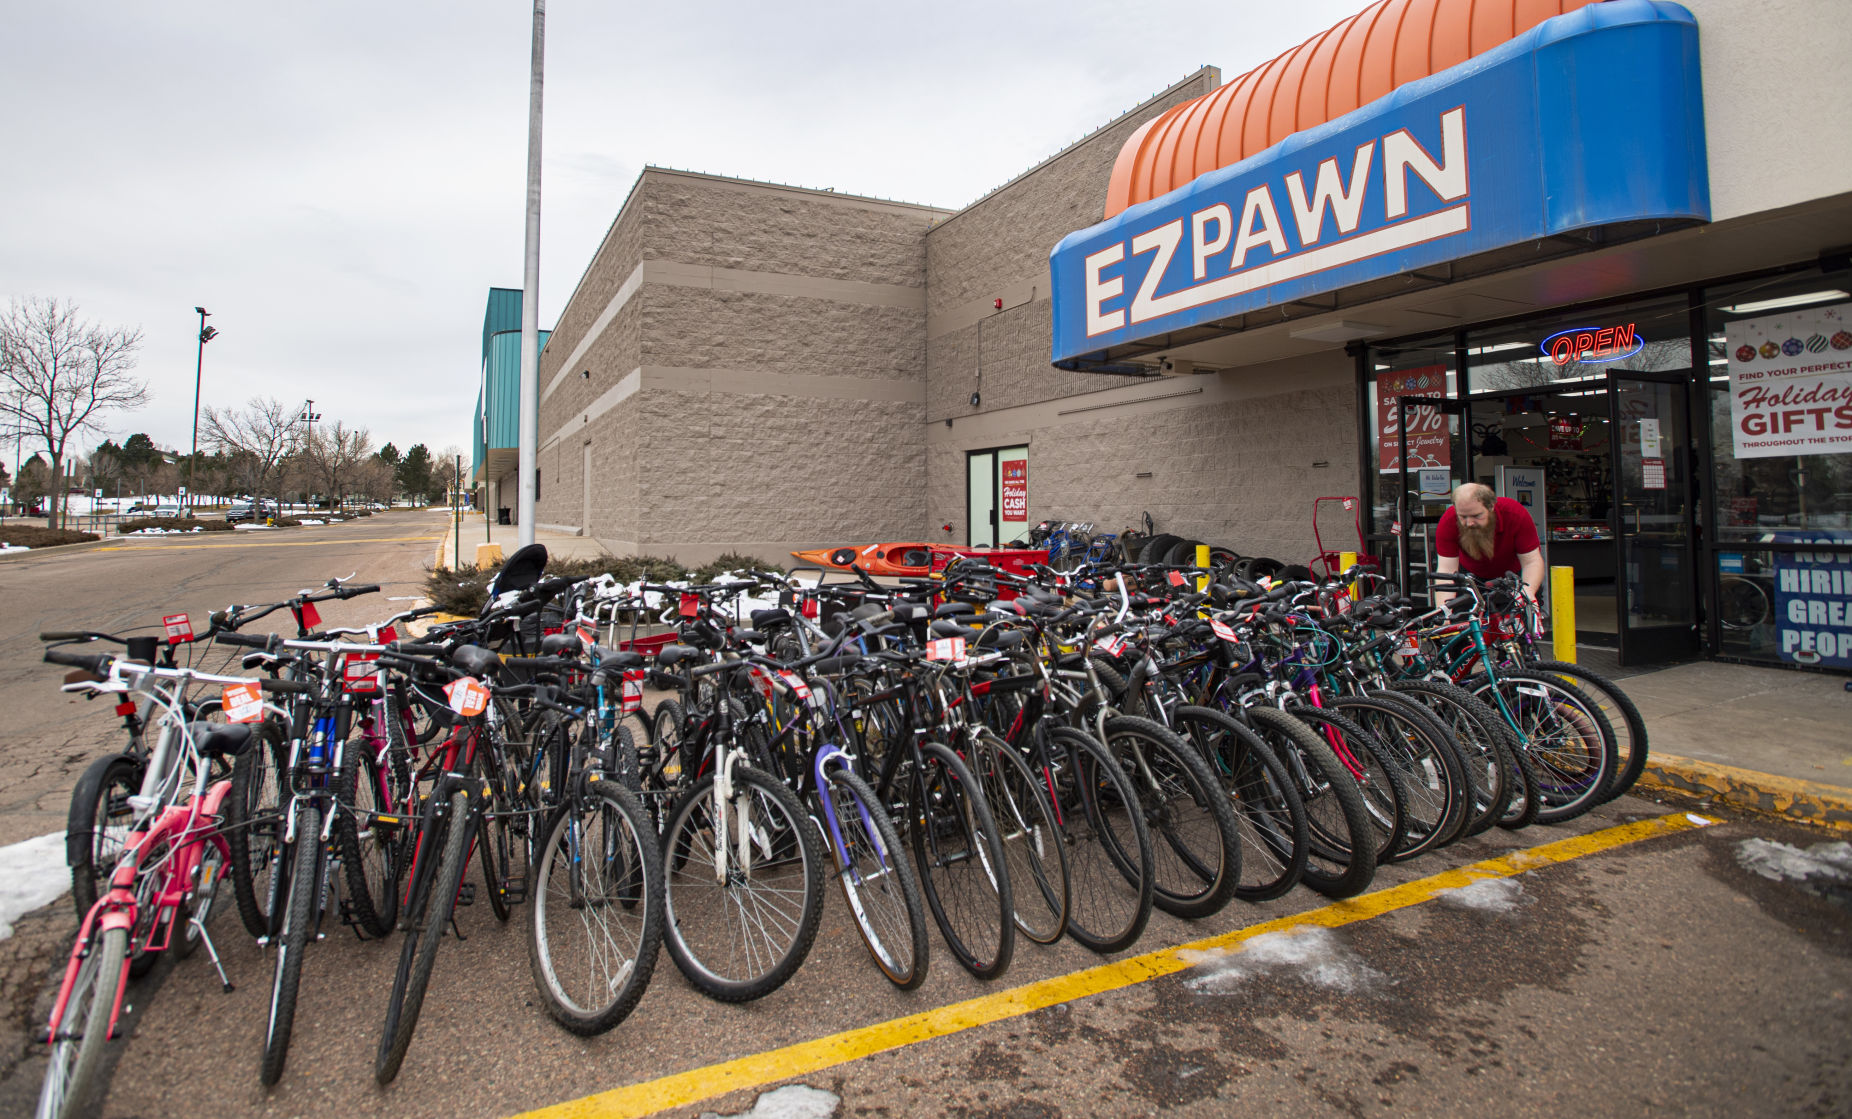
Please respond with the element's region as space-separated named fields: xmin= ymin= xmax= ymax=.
xmin=790 ymin=542 xmax=936 ymax=576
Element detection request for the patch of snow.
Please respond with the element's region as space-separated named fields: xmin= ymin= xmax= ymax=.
xmin=1439 ymin=876 xmax=1525 ymax=913
xmin=0 ymin=544 xmax=30 ymax=553
xmin=699 ymin=1085 xmax=839 ymax=1119
xmin=0 ymin=831 xmax=70 ymax=939
xmin=128 ymin=527 xmax=205 ymax=535
xmin=1686 ymin=812 xmax=1717 ymax=827
xmin=298 ymin=519 xmax=325 ymax=526
xmin=1736 ymin=838 xmax=1852 ymax=884
xmin=233 ymin=523 xmax=278 ymax=531
xmin=1178 ymin=927 xmax=1386 ymax=995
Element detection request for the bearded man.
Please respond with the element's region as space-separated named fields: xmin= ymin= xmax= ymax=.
xmin=1433 ymin=482 xmax=1544 ymax=605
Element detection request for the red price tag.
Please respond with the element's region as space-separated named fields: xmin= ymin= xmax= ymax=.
xmin=343 ymin=658 xmax=380 ymax=693
xmin=1397 ymin=639 xmax=1420 ymax=659
xmin=748 ymin=664 xmax=776 ymax=700
xmin=926 ymin=636 xmax=966 ymax=662
xmin=1211 ymin=619 xmax=1239 ymax=644
xmin=678 ymin=593 xmax=700 ymax=619
xmin=1093 ymin=634 xmax=1126 ymax=657
xmin=577 ymin=624 xmax=597 ymax=651
xmin=163 ymin=613 xmax=192 ymax=645
xmin=298 ymin=601 xmax=322 ymax=628
xmin=221 ymin=681 xmax=264 ymax=724
xmin=114 ymin=700 xmax=137 ymax=718
xmin=778 ymin=671 xmax=811 ymax=701
xmin=800 ymin=597 xmax=819 ymax=620
xmin=367 ymin=624 xmax=398 ymax=644
xmin=620 ymin=669 xmax=645 ymax=715
xmin=445 ymin=677 xmax=489 ymax=717
xmin=1166 ymin=571 xmax=1186 ymax=587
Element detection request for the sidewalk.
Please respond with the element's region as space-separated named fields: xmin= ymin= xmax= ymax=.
xmin=1619 ymin=660 xmax=1852 ymax=831
xmin=431 ymin=512 xmax=610 ymax=570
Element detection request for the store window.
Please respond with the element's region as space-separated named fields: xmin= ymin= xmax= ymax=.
xmin=1704 ymin=270 xmax=1852 ymax=667
xmin=1365 ymin=335 xmax=1460 ymax=587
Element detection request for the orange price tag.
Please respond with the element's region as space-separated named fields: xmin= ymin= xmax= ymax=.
xmin=222 ymin=681 xmax=264 ymax=723
xmin=445 ymin=677 xmax=489 ymax=717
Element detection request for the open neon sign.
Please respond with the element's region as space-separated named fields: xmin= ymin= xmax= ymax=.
xmin=1541 ymin=324 xmax=1644 ymax=366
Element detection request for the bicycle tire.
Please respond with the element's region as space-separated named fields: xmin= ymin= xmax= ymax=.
xmin=822 ymin=766 xmax=931 ymax=990
xmin=527 ymin=780 xmax=664 ymax=1034
xmin=1139 ymin=534 xmax=1182 ymax=564
xmin=910 ymin=742 xmax=1015 ymax=981
xmin=1524 ymin=660 xmax=1648 ymax=803
xmin=1468 ymin=670 xmax=1616 ymax=825
xmin=968 ymin=731 xmax=1069 ymax=945
xmin=337 ymin=749 xmax=401 ymax=938
xmin=1331 ymin=693 xmax=1470 ymax=858
xmin=37 ymin=924 xmax=127 ymax=1119
xmin=661 ymin=764 xmax=825 ymax=1002
xmin=1243 ymin=706 xmax=1376 ymax=898
xmin=1101 ymin=716 xmax=1239 ymax=919
xmin=1288 ymin=706 xmax=1410 ymax=865
xmin=226 ymin=718 xmax=288 ymax=939
xmin=260 ymin=804 xmax=321 ymax=1086
xmin=1172 ymin=706 xmax=1307 ymax=902
xmin=1389 ymin=680 xmax=1522 ymax=836
xmin=66 ymin=753 xmax=142 ymax=919
xmin=376 ymin=789 xmax=473 ymax=1085
xmin=1042 ymin=725 xmax=1153 ymax=954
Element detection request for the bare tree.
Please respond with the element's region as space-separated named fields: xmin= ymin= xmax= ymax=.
xmin=0 ymin=297 xmax=148 ymax=527
xmin=302 ymin=421 xmax=374 ymax=511
xmin=202 ymin=396 xmax=301 ymax=511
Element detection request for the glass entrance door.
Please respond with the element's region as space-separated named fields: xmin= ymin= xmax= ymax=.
xmin=966 ymin=446 xmax=1028 ymax=547
xmin=1609 ymin=372 xmax=1699 ymax=664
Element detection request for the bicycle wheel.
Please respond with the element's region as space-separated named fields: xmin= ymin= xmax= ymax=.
xmin=1173 ymin=706 xmax=1307 ymax=902
xmin=1289 ymin=707 xmax=1409 ymax=865
xmin=1524 ymin=660 xmax=1648 ymax=804
xmin=527 ymin=780 xmax=664 ymax=1034
xmin=226 ymin=718 xmax=288 ymax=939
xmin=1101 ymin=716 xmax=1239 ymax=919
xmin=821 ymin=766 xmax=931 ymax=990
xmin=1329 ymin=694 xmax=1470 ymax=860
xmin=661 ymin=764 xmax=825 ymax=1002
xmin=376 ymin=790 xmax=473 ymax=1085
xmin=37 ymin=925 xmax=127 ymax=1119
xmin=1389 ymin=680 xmax=1520 ymax=836
xmin=66 ymin=753 xmax=142 ymax=919
xmin=909 ymin=742 xmax=1014 ymax=981
xmin=260 ymin=805 xmax=321 ymax=1086
xmin=1243 ymin=707 xmax=1376 ymax=898
xmin=1042 ymin=725 xmax=1153 ymax=954
xmin=967 ymin=731 xmax=1069 ymax=945
xmin=338 ymin=749 xmax=402 ymax=938
xmin=1470 ymin=670 xmax=1616 ymax=825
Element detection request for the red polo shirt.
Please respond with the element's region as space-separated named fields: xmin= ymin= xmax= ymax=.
xmin=1435 ymin=496 xmax=1541 ymax=580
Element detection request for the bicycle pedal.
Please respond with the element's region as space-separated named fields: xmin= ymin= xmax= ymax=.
xmin=455 ymin=882 xmax=476 ymax=907
xmin=502 ymin=882 xmax=527 ymax=905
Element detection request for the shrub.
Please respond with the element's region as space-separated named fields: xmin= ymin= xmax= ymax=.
xmin=691 ymin=552 xmax=782 ymax=583
xmin=117 ymin=517 xmax=234 ymax=535
xmin=0 ymin=526 xmax=100 ymax=548
xmin=271 ymin=516 xmax=303 ymax=528
xmin=422 ymin=553 xmax=770 ymax=617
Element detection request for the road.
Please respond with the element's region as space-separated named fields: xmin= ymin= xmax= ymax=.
xmin=0 ymin=519 xmax=1847 ymax=1119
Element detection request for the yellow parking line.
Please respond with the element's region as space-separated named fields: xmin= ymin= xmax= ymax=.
xmin=514 ymin=811 xmax=1716 ymax=1119
xmin=96 ymin=534 xmax=439 ymax=552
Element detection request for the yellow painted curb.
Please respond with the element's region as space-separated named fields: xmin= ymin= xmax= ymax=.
xmin=1638 ymin=753 xmax=1852 ymax=833
xmin=510 ymin=811 xmax=1715 ymax=1119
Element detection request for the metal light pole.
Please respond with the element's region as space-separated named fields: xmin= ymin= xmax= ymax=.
xmin=188 ymin=307 xmax=217 ymax=516
xmin=516 ymin=0 xmax=546 ymax=547
xmin=299 ymin=400 xmax=320 ymax=511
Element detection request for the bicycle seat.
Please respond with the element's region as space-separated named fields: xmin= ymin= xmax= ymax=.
xmin=656 ymin=644 xmax=703 ymax=668
xmin=539 ymin=632 xmax=580 ymax=657
xmin=591 ymin=646 xmax=645 ymax=669
xmin=750 ymin=608 xmax=792 ymax=631
xmin=450 ymin=644 xmax=504 ymax=679
xmin=190 ymin=721 xmax=255 ymax=758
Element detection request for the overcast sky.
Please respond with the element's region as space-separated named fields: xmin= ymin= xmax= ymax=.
xmin=2 ymin=0 xmax=1361 ymax=466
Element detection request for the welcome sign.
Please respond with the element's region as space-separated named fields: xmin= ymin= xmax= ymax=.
xmin=1049 ymin=2 xmax=1708 ymax=369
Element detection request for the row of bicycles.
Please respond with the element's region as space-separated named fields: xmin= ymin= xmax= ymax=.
xmin=30 ymin=547 xmax=1645 ymax=1117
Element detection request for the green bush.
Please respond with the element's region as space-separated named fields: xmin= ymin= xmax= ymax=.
xmin=118 ymin=517 xmax=234 ymax=535
xmin=1 ymin=526 xmax=100 ymax=548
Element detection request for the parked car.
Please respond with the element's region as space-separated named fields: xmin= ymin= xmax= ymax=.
xmin=224 ymin=500 xmax=276 ymax=525
xmin=150 ymin=505 xmax=183 ymax=518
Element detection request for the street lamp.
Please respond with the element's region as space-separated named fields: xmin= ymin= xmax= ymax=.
xmin=187 ymin=307 xmax=217 ymax=515
xmin=299 ymin=400 xmax=321 ymax=510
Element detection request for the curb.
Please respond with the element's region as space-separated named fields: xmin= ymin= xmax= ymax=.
xmin=0 ymin=536 xmax=114 ymax=562
xmin=1636 ymin=752 xmax=1852 ymax=833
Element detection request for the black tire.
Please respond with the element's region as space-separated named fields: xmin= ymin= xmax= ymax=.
xmin=1173 ymin=706 xmax=1307 ymax=902
xmin=1524 ymin=660 xmax=1648 ymax=803
xmin=1163 ymin=538 xmax=1205 ymax=567
xmin=1139 ymin=534 xmax=1182 ymax=564
xmin=968 ymin=732 xmax=1069 ymax=945
xmin=1101 ymin=716 xmax=1240 ymax=919
xmin=37 ymin=925 xmax=127 ymax=1119
xmin=661 ymin=765 xmax=825 ymax=1001
xmin=260 ymin=805 xmax=321 ymax=1087
xmin=1390 ymin=680 xmax=1521 ymax=836
xmin=338 ymin=749 xmax=402 ymax=938
xmin=66 ymin=753 xmax=142 ymax=919
xmin=1288 ymin=707 xmax=1410 ymax=864
xmin=1244 ymin=707 xmax=1376 ymax=898
xmin=650 ymin=699 xmax=688 ymax=784
xmin=377 ymin=790 xmax=473 ymax=1085
xmin=1044 ymin=726 xmax=1153 ymax=954
xmin=1468 ymin=670 xmax=1617 ymax=825
xmin=822 ymin=767 xmax=931 ymax=990
xmin=226 ymin=718 xmax=288 ymax=939
xmin=1330 ymin=693 xmax=1470 ymax=859
xmin=910 ymin=742 xmax=1015 ymax=980
xmin=526 ymin=780 xmax=664 ymax=1034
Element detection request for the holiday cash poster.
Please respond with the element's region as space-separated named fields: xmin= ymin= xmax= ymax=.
xmin=1727 ymin=304 xmax=1852 ymax=458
